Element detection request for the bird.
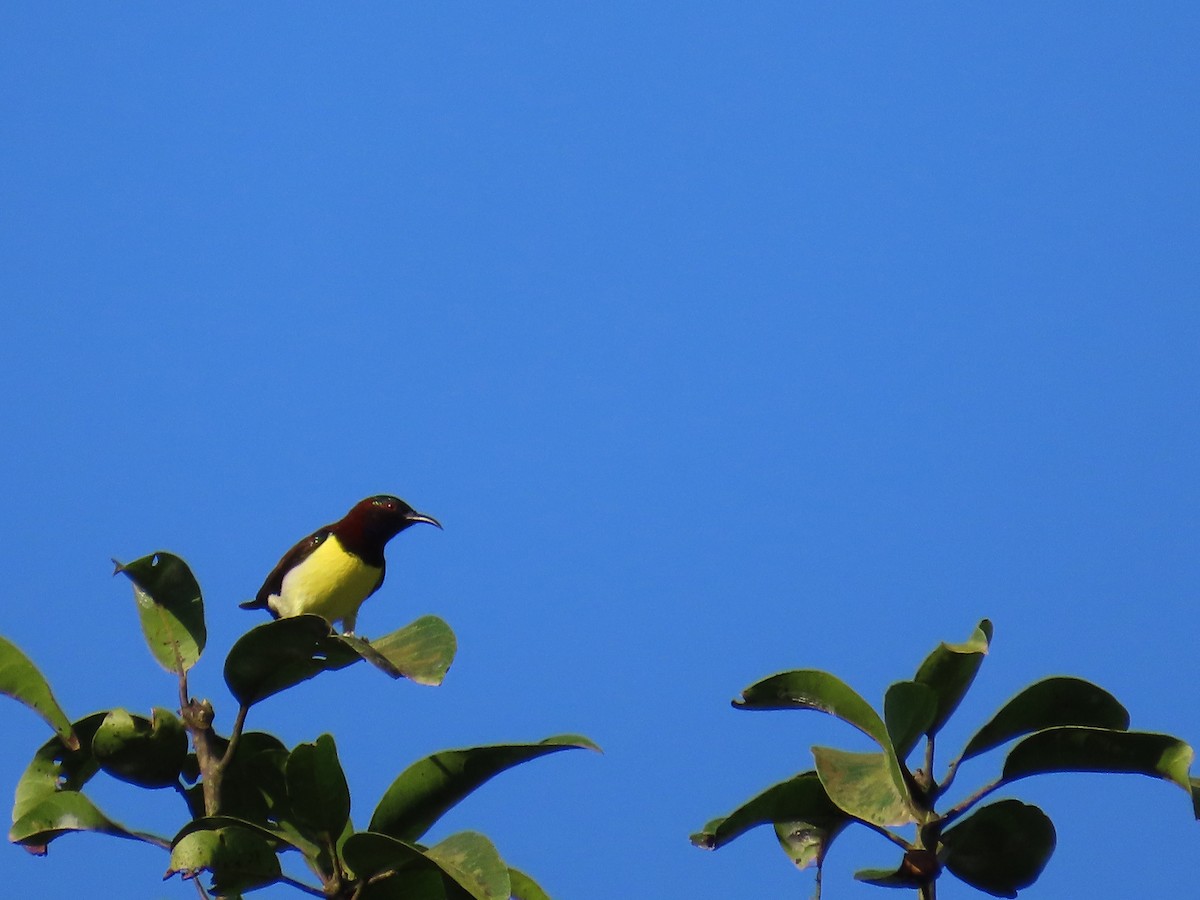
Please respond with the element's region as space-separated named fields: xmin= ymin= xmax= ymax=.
xmin=240 ymin=495 xmax=442 ymax=635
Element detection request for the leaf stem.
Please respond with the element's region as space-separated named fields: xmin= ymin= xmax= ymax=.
xmin=218 ymin=702 xmax=251 ymax=769
xmin=936 ymin=756 xmax=962 ymax=800
xmin=131 ymin=830 xmax=173 ymax=851
xmin=859 ymin=818 xmax=911 ymax=850
xmin=278 ymin=875 xmax=327 ymax=897
xmin=940 ymin=776 xmax=1002 ymax=826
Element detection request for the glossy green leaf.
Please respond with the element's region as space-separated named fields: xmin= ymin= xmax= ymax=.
xmin=286 ymin=733 xmax=351 ymax=837
xmin=210 ymin=732 xmax=291 ymax=827
xmin=360 ymin=866 xmax=468 ymax=900
xmin=172 ymin=814 xmax=312 ymax=856
xmin=224 ymin=615 xmax=361 ymax=706
xmin=960 ymin=677 xmax=1129 ymax=762
xmin=0 ymin=635 xmax=76 ymax=749
xmin=854 ymin=863 xmax=925 ymax=889
xmin=942 ymin=799 xmax=1056 ymax=898
xmin=92 ymin=707 xmax=187 ymax=789
xmin=166 ymin=825 xmax=281 ymax=894
xmin=370 ymin=735 xmax=599 ymax=843
xmin=884 ymin=681 xmax=938 ymax=762
xmin=225 ymin=615 xmax=454 ymax=706
xmin=690 ymin=771 xmax=848 ymax=858
xmin=508 ymin=867 xmax=551 ymax=900
xmin=342 ymin=829 xmax=427 ymax=878
xmin=912 ymin=619 xmax=992 ymax=739
xmin=735 ymin=670 xmax=890 ymax=745
xmin=812 ymin=747 xmax=915 ymax=827
xmin=734 ymin=670 xmax=914 ymax=804
xmin=1001 ymin=727 xmax=1196 ymax=806
xmin=113 ymin=552 xmax=206 ymax=674
xmin=339 ymin=616 xmax=457 ymax=685
xmin=773 ymin=817 xmax=848 ymax=872
xmin=426 ymin=832 xmax=511 ymax=900
xmin=343 ymin=831 xmax=509 ymax=900
xmin=10 ymin=790 xmax=166 ymax=855
xmin=12 ymin=713 xmax=105 ymax=825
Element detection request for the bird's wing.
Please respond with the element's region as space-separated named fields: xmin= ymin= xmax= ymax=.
xmin=241 ymin=528 xmax=332 ymax=611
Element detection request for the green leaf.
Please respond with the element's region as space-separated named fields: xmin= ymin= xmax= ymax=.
xmin=224 ymin=616 xmax=361 ymax=706
xmin=1001 ymin=727 xmax=1196 ymax=806
xmin=343 ymin=831 xmax=509 ymax=900
xmin=92 ymin=707 xmax=188 ymax=789
xmin=735 ymin=670 xmax=891 ymax=746
xmin=286 ymin=734 xmax=351 ymax=837
xmin=426 ymin=832 xmax=511 ymax=900
xmin=10 ymin=791 xmax=166 ymax=855
xmin=210 ymin=732 xmax=292 ymax=827
xmin=508 ymin=867 xmax=551 ymax=900
xmin=370 ymin=735 xmax=600 ymax=843
xmin=339 ymin=616 xmax=457 ymax=685
xmin=225 ymin=615 xmax=454 ymax=707
xmin=854 ymin=850 xmax=939 ymax=889
xmin=342 ymin=829 xmax=428 ymax=878
xmin=812 ymin=747 xmax=915 ymax=827
xmin=12 ymin=712 xmax=106 ymax=825
xmin=172 ymin=815 xmax=312 ymax=856
xmin=0 ymin=635 xmax=76 ymax=749
xmin=166 ymin=825 xmax=281 ymax=894
xmin=773 ymin=817 xmax=846 ymax=872
xmin=941 ymin=799 xmax=1056 ymax=898
xmin=912 ymin=619 xmax=992 ymax=739
xmin=690 ymin=771 xmax=848 ymax=864
xmin=854 ymin=863 xmax=925 ymax=889
xmin=729 ymin=672 xmax=916 ymax=811
xmin=884 ymin=681 xmax=938 ymax=762
xmin=734 ymin=670 xmax=915 ymax=807
xmin=359 ymin=867 xmax=468 ymax=900
xmin=113 ymin=552 xmax=206 ymax=674
xmin=960 ymin=677 xmax=1130 ymax=762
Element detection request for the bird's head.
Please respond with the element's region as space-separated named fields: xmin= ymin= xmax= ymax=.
xmin=344 ymin=495 xmax=443 ymax=545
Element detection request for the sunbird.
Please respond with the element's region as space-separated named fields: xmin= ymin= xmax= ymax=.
xmin=240 ymin=495 xmax=441 ymax=634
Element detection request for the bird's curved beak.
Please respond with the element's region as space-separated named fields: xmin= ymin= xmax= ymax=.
xmin=406 ymin=511 xmax=443 ymax=530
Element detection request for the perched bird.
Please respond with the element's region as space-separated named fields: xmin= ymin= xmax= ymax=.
xmin=240 ymin=495 xmax=441 ymax=634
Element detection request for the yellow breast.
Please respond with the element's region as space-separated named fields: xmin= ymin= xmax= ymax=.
xmin=270 ymin=535 xmax=382 ymax=627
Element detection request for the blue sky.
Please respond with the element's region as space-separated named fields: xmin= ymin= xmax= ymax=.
xmin=2 ymin=4 xmax=1198 ymax=898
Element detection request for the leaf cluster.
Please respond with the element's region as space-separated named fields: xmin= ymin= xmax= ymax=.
xmin=692 ymin=620 xmax=1200 ymax=898
xmin=2 ymin=552 xmax=598 ymax=899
